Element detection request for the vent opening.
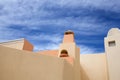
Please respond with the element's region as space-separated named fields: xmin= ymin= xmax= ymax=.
xmin=60 ymin=50 xmax=69 ymax=57
xmin=108 ymin=41 xmax=116 ymax=47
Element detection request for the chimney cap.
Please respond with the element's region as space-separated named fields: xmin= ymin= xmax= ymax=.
xmin=64 ymin=30 xmax=74 ymax=35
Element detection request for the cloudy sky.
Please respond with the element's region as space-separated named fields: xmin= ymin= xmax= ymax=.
xmin=0 ymin=0 xmax=120 ymax=54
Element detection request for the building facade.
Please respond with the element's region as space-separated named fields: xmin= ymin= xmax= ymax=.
xmin=0 ymin=28 xmax=120 ymax=80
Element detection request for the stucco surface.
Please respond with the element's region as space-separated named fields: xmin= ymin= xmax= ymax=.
xmin=0 ymin=39 xmax=33 ymax=51
xmin=0 ymin=39 xmax=24 ymax=50
xmin=23 ymin=39 xmax=33 ymax=51
xmin=0 ymin=45 xmax=73 ymax=80
xmin=63 ymin=34 xmax=74 ymax=43
xmin=80 ymin=53 xmax=108 ymax=80
xmin=105 ymin=30 xmax=120 ymax=80
xmin=37 ymin=50 xmax=58 ymax=56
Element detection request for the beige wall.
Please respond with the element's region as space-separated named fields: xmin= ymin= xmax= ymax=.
xmin=0 ymin=45 xmax=73 ymax=80
xmin=0 ymin=39 xmax=33 ymax=51
xmin=36 ymin=50 xmax=58 ymax=56
xmin=63 ymin=34 xmax=74 ymax=43
xmin=23 ymin=39 xmax=33 ymax=51
xmin=63 ymin=60 xmax=74 ymax=80
xmin=0 ymin=45 xmax=109 ymax=80
xmin=74 ymin=47 xmax=81 ymax=80
xmin=0 ymin=39 xmax=24 ymax=50
xmin=59 ymin=43 xmax=81 ymax=80
xmin=105 ymin=31 xmax=120 ymax=80
xmin=80 ymin=53 xmax=108 ymax=80
xmin=2 ymin=28 xmax=120 ymax=80
xmin=59 ymin=43 xmax=76 ymax=58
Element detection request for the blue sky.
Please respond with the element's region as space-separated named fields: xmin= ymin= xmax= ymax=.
xmin=0 ymin=0 xmax=120 ymax=54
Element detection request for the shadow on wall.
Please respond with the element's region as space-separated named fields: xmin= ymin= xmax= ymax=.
xmin=80 ymin=66 xmax=89 ymax=80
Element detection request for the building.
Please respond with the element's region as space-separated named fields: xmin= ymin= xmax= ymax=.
xmin=0 ymin=28 xmax=120 ymax=80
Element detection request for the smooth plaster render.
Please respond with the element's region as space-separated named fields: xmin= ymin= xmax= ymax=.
xmin=105 ymin=28 xmax=120 ymax=80
xmin=0 ymin=45 xmax=73 ymax=80
xmin=80 ymin=53 xmax=108 ymax=80
xmin=0 ymin=38 xmax=33 ymax=51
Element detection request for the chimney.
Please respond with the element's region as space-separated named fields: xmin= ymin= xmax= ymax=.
xmin=63 ymin=30 xmax=74 ymax=43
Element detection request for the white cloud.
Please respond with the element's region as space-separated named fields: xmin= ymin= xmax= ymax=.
xmin=29 ymin=34 xmax=62 ymax=51
xmin=0 ymin=0 xmax=116 ymax=38
xmin=26 ymin=33 xmax=62 ymax=43
xmin=0 ymin=0 xmax=120 ymax=28
xmin=79 ymin=45 xmax=97 ymax=54
xmin=56 ymin=0 xmax=120 ymax=12
xmin=0 ymin=27 xmax=23 ymax=41
xmin=0 ymin=0 xmax=118 ymax=54
xmin=34 ymin=43 xmax=59 ymax=51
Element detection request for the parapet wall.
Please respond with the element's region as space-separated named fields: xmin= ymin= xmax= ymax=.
xmin=0 ymin=45 xmax=73 ymax=80
xmin=104 ymin=28 xmax=120 ymax=80
xmin=0 ymin=39 xmax=33 ymax=51
xmin=80 ymin=53 xmax=108 ymax=80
